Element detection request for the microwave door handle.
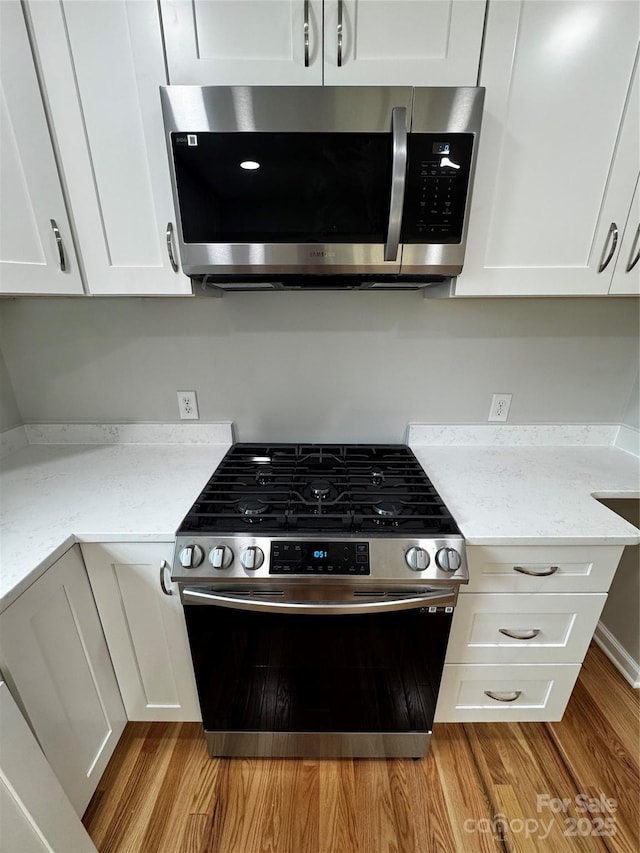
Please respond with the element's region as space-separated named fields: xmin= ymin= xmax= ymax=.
xmin=384 ymin=106 xmax=408 ymax=262
xmin=181 ymin=587 xmax=456 ymax=614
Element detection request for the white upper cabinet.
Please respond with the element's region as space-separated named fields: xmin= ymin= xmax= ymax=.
xmin=160 ymin=0 xmax=485 ymax=86
xmin=161 ymin=0 xmax=324 ymax=85
xmin=0 ymin=1 xmax=83 ymax=295
xmin=610 ymin=180 xmax=639 ymax=295
xmin=458 ymin=1 xmax=640 ymax=297
xmin=26 ymin=0 xmax=190 ymax=295
xmin=322 ymin=0 xmax=486 ymax=86
xmin=607 ymin=61 xmax=639 ymax=296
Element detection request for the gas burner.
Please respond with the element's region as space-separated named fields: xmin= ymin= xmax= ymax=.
xmin=309 ymin=479 xmax=333 ymax=499
xmin=237 ymin=499 xmax=270 ymax=523
xmin=255 ymin=466 xmax=274 ymax=486
xmin=372 ymin=501 xmax=404 ymax=517
xmin=371 ymin=469 xmax=385 ymax=486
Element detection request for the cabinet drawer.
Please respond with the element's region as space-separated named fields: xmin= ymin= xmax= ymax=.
xmin=446 ymin=593 xmax=606 ymax=664
xmin=435 ymin=663 xmax=581 ymax=722
xmin=464 ymin=545 xmax=623 ymax=593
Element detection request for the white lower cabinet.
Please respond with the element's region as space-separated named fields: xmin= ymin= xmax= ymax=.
xmin=0 ymin=545 xmax=126 ymax=816
xmin=446 ymin=593 xmax=607 ymax=665
xmin=436 ymin=663 xmax=582 ymax=723
xmin=0 ymin=682 xmax=97 ymax=852
xmin=82 ymin=542 xmax=201 ymax=722
xmin=437 ymin=545 xmax=623 ymax=722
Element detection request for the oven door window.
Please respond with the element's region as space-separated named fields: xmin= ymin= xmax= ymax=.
xmin=184 ymin=606 xmax=451 ymax=734
xmin=171 ymin=132 xmax=392 ymax=244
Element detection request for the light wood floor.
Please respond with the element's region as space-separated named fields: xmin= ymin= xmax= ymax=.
xmin=83 ymin=643 xmax=639 ymax=853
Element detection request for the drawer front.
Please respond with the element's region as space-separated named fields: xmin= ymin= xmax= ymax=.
xmin=435 ymin=663 xmax=581 ymax=722
xmin=446 ymin=593 xmax=606 ymax=664
xmin=464 ymin=545 xmax=623 ymax=593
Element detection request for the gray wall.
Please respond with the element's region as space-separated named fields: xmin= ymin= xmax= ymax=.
xmin=0 ymin=294 xmax=638 ymax=442
xmin=0 ymin=345 xmax=22 ymax=431
xmin=622 ymin=371 xmax=639 ymax=430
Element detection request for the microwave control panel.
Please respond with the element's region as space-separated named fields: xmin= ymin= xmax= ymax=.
xmin=401 ymin=133 xmax=474 ymax=244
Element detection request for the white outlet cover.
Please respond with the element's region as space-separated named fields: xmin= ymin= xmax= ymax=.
xmin=177 ymin=390 xmax=199 ymax=420
xmin=488 ymin=393 xmax=512 ymax=422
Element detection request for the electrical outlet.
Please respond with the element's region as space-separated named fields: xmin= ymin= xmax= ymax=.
xmin=177 ymin=390 xmax=199 ymax=420
xmin=488 ymin=393 xmax=512 ymax=422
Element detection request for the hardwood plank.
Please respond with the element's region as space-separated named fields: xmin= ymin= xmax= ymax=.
xmin=88 ymin=722 xmax=181 ymax=853
xmin=464 ymin=721 xmax=609 ymax=852
xmin=319 ymin=759 xmax=359 ymax=853
xmin=431 ymin=723 xmax=503 ymax=853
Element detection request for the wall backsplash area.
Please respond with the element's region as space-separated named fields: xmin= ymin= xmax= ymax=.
xmin=0 ymin=293 xmax=638 ymax=443
xmin=0 ymin=347 xmax=22 ymax=432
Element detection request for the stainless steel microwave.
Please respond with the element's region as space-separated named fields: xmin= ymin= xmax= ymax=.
xmin=160 ymin=85 xmax=485 ymax=291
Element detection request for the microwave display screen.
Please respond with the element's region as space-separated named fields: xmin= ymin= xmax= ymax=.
xmin=172 ymin=132 xmax=392 ymax=244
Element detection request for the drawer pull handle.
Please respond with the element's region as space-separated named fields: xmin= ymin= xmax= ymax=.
xmin=160 ymin=560 xmax=173 ymax=596
xmin=513 ymin=565 xmax=559 ymax=577
xmin=484 ymin=690 xmax=522 ymax=703
xmin=498 ymin=628 xmax=540 ymax=640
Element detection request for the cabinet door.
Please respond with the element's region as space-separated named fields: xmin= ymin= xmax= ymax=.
xmin=25 ymin=0 xmax=190 ymax=295
xmin=82 ymin=543 xmax=201 ymax=722
xmin=161 ymin=0 xmax=323 ymax=84
xmin=0 ymin=1 xmax=83 ymax=295
xmin=323 ymin=0 xmax=485 ymax=86
xmin=610 ymin=180 xmax=640 ymax=295
xmin=0 ymin=682 xmax=97 ymax=852
xmin=0 ymin=546 xmax=126 ymax=816
xmin=458 ymin=1 xmax=640 ymax=297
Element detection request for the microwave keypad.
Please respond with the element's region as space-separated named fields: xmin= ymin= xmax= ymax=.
xmin=402 ymin=134 xmax=474 ymax=244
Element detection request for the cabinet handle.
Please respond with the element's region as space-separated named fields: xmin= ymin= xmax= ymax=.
xmin=160 ymin=560 xmax=173 ymax=596
xmin=598 ymin=222 xmax=618 ymax=272
xmin=626 ymin=224 xmax=640 ymax=272
xmin=303 ymin=0 xmax=310 ymax=66
xmin=50 ymin=219 xmax=67 ymax=272
xmin=166 ymin=222 xmax=179 ymax=272
xmin=484 ymin=690 xmax=522 ymax=703
xmin=337 ymin=0 xmax=343 ymax=66
xmin=498 ymin=628 xmax=540 ymax=640
xmin=513 ymin=565 xmax=559 ymax=577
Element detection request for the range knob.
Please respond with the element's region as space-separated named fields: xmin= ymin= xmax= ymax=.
xmin=436 ymin=547 xmax=462 ymax=572
xmin=209 ymin=545 xmax=234 ymax=570
xmin=241 ymin=546 xmax=265 ymax=570
xmin=179 ymin=544 xmax=204 ymax=569
xmin=405 ymin=546 xmax=430 ymax=571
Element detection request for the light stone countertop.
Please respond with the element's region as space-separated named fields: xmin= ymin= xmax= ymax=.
xmin=0 ymin=430 xmax=231 ymax=613
xmin=410 ymin=442 xmax=640 ymax=546
xmin=1 ymin=423 xmax=638 ymax=614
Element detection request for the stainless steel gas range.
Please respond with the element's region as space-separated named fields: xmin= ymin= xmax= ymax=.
xmin=171 ymin=443 xmax=467 ymax=758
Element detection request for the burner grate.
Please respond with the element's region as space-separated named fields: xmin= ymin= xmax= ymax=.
xmin=178 ymin=443 xmax=459 ymax=535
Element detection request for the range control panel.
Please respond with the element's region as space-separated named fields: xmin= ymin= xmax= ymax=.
xmin=401 ymin=133 xmax=474 ymax=244
xmin=270 ymin=541 xmax=371 ymax=575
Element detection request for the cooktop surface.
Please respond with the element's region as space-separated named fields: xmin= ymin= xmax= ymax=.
xmin=177 ymin=443 xmax=460 ymax=537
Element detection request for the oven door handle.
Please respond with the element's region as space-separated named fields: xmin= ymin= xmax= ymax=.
xmin=181 ymin=587 xmax=457 ymax=614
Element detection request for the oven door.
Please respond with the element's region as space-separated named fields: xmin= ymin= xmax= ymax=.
xmin=180 ymin=585 xmax=456 ymax=758
xmin=161 ymin=86 xmax=412 ymax=279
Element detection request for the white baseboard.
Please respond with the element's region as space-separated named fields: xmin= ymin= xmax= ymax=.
xmin=593 ymin=622 xmax=640 ymax=689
